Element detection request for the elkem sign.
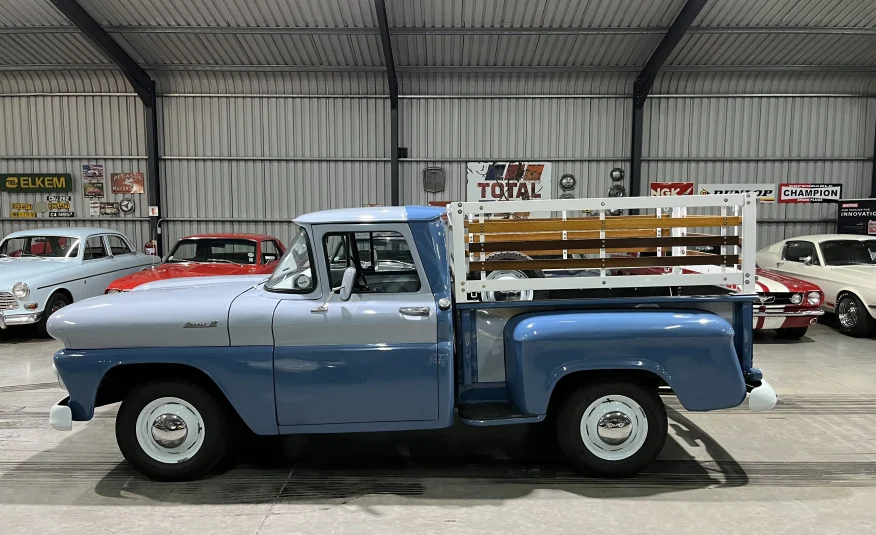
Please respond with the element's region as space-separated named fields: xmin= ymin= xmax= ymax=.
xmin=0 ymin=174 xmax=73 ymax=193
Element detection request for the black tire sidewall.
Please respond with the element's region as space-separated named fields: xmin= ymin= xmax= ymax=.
xmin=776 ymin=326 xmax=808 ymax=339
xmin=556 ymin=381 xmax=667 ymax=477
xmin=837 ymin=294 xmax=872 ymax=337
xmin=116 ymin=380 xmax=230 ymax=481
xmin=36 ymin=292 xmax=70 ymax=337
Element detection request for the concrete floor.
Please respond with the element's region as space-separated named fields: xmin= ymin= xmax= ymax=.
xmin=1 ymin=322 xmax=875 ymax=535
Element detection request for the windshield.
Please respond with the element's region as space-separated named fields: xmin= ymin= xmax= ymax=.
xmin=265 ymin=226 xmax=315 ymax=292
xmin=166 ymin=238 xmax=257 ymax=264
xmin=820 ymin=240 xmax=876 ymax=266
xmin=0 ymin=236 xmax=79 ymax=258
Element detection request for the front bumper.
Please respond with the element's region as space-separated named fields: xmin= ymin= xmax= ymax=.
xmin=0 ymin=311 xmax=42 ymax=329
xmin=49 ymin=396 xmax=72 ymax=431
xmin=745 ymin=368 xmax=777 ymax=412
xmin=754 ymin=307 xmax=823 ymax=330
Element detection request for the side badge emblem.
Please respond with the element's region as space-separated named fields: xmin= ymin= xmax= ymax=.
xmin=184 ymin=321 xmax=218 ymax=328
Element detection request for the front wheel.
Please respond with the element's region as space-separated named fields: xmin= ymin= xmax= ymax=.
xmin=116 ymin=380 xmax=231 ymax=481
xmin=556 ymin=381 xmax=667 ymax=477
xmin=836 ymin=293 xmax=874 ymax=337
xmin=36 ymin=292 xmax=70 ymax=337
xmin=776 ymin=326 xmax=808 ymax=339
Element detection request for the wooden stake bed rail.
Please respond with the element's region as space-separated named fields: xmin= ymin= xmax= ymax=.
xmin=446 ymin=194 xmax=757 ymax=303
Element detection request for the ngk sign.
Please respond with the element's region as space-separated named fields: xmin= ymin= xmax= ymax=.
xmin=649 ymin=182 xmax=694 ymax=196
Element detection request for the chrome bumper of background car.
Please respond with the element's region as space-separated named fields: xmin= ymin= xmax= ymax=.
xmin=0 ymin=311 xmax=41 ymax=329
xmin=753 ymin=308 xmax=824 ymax=317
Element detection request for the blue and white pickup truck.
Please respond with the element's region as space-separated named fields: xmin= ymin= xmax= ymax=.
xmin=48 ymin=195 xmax=776 ymax=481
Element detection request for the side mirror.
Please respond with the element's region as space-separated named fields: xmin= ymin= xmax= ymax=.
xmin=263 ymin=254 xmax=277 ymax=263
xmin=802 ymin=255 xmax=813 ymax=266
xmin=339 ymin=266 xmax=356 ymax=301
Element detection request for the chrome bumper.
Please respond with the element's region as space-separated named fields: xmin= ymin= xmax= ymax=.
xmin=0 ymin=311 xmax=41 ymax=329
xmin=753 ymin=309 xmax=824 ymax=318
xmin=49 ymin=397 xmax=72 ymax=431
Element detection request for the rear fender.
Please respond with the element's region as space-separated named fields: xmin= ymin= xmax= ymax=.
xmin=504 ymin=309 xmax=747 ymax=414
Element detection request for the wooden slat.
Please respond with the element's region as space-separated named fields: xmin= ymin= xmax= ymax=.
xmin=469 ymin=254 xmax=739 ymax=272
xmin=469 ymin=235 xmax=741 ymax=253
xmin=466 ymin=215 xmax=741 ymax=233
xmin=516 ymin=247 xmax=656 ymax=256
xmin=466 ymin=229 xmax=670 ymax=242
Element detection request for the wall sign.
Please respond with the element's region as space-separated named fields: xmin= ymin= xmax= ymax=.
xmin=837 ymin=199 xmax=876 ymax=235
xmin=650 ymin=182 xmax=694 ymax=196
xmin=699 ymin=183 xmax=776 ymax=203
xmin=779 ymin=183 xmax=842 ymax=203
xmin=119 ymin=198 xmax=135 ymax=214
xmin=1 ymin=174 xmax=72 ymax=193
xmin=9 ymin=210 xmax=36 ymax=218
xmin=111 ymin=172 xmax=145 ymax=194
xmin=82 ymin=164 xmax=104 ymax=198
xmin=466 ymin=162 xmax=552 ymax=218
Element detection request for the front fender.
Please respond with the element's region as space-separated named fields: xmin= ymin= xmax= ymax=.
xmin=504 ymin=309 xmax=747 ymax=414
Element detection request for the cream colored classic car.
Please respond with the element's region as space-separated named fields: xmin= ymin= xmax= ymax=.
xmin=757 ymin=234 xmax=876 ymax=336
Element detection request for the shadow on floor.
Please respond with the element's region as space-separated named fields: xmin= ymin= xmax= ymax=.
xmin=0 ymin=408 xmax=751 ymax=506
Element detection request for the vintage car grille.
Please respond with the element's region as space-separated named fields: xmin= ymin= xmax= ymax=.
xmin=756 ymin=292 xmax=799 ymax=306
xmin=0 ymin=292 xmax=19 ymax=310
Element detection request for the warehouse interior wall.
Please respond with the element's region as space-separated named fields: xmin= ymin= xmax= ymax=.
xmin=1 ymin=70 xmax=875 ymax=249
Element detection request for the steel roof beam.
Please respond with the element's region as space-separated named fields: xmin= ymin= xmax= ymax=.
xmin=4 ymin=25 xmax=876 ymax=36
xmin=629 ymin=0 xmax=708 ymax=207
xmin=47 ymin=0 xmax=163 ymax=254
xmin=374 ymin=0 xmax=400 ymax=206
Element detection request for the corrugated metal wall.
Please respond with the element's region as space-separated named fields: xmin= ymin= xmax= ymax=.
xmin=1 ymin=71 xmax=875 ymax=250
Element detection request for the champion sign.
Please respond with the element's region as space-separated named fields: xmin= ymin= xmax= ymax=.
xmin=778 ymin=183 xmax=842 ymax=203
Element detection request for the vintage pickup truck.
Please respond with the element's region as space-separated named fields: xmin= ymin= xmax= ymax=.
xmin=47 ymin=194 xmax=776 ymax=481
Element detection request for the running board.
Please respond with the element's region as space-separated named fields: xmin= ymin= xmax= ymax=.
xmin=458 ymin=402 xmax=545 ymax=427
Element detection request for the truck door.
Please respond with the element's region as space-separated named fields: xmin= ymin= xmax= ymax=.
xmin=272 ymin=223 xmax=440 ymax=427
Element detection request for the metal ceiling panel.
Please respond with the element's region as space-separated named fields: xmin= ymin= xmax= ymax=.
xmin=694 ymin=0 xmax=876 ymax=28
xmin=387 ymin=0 xmax=685 ymax=28
xmin=76 ymin=0 xmax=377 ymax=27
xmin=392 ymin=33 xmax=660 ymax=66
xmin=0 ymin=33 xmax=108 ymax=65
xmin=669 ymin=32 xmax=876 ymax=66
xmin=0 ymin=0 xmax=71 ymax=26
xmin=653 ymin=71 xmax=876 ymax=94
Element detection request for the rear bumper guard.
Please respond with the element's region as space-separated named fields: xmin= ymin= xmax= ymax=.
xmin=49 ymin=396 xmax=72 ymax=431
xmin=745 ymin=368 xmax=777 ymax=412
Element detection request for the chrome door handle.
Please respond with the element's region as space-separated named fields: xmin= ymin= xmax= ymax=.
xmin=399 ymin=307 xmax=430 ymax=317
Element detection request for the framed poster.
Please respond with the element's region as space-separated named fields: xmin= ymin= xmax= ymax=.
xmin=111 ymin=172 xmax=145 ymax=194
xmin=83 ymin=164 xmax=104 ymax=198
xmin=465 ymin=162 xmax=552 ymax=218
xmin=779 ymin=183 xmax=842 ymax=203
xmin=837 ymin=199 xmax=876 ymax=235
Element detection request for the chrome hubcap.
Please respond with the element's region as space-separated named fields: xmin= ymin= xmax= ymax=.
xmin=596 ymin=411 xmax=633 ymax=445
xmin=838 ymin=298 xmax=858 ymax=328
xmin=483 ymin=270 xmax=533 ymax=302
xmin=151 ymin=413 xmax=188 ymax=449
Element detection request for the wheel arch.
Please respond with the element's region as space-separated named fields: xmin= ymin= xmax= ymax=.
xmin=547 ymin=369 xmax=664 ymax=419
xmin=837 ymin=289 xmax=875 ymax=316
xmin=42 ymin=287 xmax=73 ymax=310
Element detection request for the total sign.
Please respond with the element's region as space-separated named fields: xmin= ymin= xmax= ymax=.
xmin=649 ymin=182 xmax=694 ymax=196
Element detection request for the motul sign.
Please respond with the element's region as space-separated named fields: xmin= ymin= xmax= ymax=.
xmin=650 ymin=182 xmax=694 ymax=196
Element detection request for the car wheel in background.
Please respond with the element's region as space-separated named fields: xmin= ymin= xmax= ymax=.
xmin=116 ymin=379 xmax=231 ymax=481
xmin=836 ymin=293 xmax=874 ymax=337
xmin=36 ymin=292 xmax=71 ymax=338
xmin=776 ymin=327 xmax=808 ymax=339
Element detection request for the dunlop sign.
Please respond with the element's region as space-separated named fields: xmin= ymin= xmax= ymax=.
xmin=0 ymin=174 xmax=73 ymax=193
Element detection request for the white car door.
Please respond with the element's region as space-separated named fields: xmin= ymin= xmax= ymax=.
xmin=106 ymin=234 xmax=149 ymax=275
xmin=82 ymin=235 xmax=118 ymax=297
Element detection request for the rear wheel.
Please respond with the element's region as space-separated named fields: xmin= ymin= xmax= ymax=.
xmin=116 ymin=380 xmax=231 ymax=481
xmin=836 ymin=293 xmax=873 ymax=337
xmin=776 ymin=326 xmax=808 ymax=339
xmin=556 ymin=380 xmax=667 ymax=477
xmin=36 ymin=292 xmax=70 ymax=338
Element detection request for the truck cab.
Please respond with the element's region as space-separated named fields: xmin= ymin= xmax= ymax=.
xmin=48 ymin=197 xmax=776 ymax=482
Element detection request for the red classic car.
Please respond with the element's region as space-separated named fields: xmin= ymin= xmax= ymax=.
xmin=615 ymin=259 xmax=824 ymax=339
xmin=105 ymin=233 xmax=285 ymax=292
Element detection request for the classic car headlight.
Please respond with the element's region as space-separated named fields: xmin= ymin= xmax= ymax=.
xmin=807 ymin=291 xmax=822 ymax=305
xmin=790 ymin=293 xmax=803 ymax=304
xmin=12 ymin=282 xmax=29 ymax=300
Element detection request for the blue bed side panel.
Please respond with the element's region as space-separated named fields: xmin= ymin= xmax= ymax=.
xmin=503 ymin=309 xmax=747 ymax=414
xmin=54 ymin=346 xmax=279 ymax=435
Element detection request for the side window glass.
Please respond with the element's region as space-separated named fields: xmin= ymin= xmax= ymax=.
xmin=322 ymin=231 xmax=421 ymax=293
xmin=84 ymin=236 xmax=107 ymax=260
xmin=783 ymin=241 xmax=818 ymax=265
xmin=107 ymin=235 xmax=133 ymax=255
xmin=261 ymin=240 xmax=280 ymax=264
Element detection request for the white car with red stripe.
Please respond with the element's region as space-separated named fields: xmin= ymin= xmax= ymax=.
xmin=758 ymin=234 xmax=876 ymax=337
xmin=753 ymin=266 xmax=824 ymax=339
